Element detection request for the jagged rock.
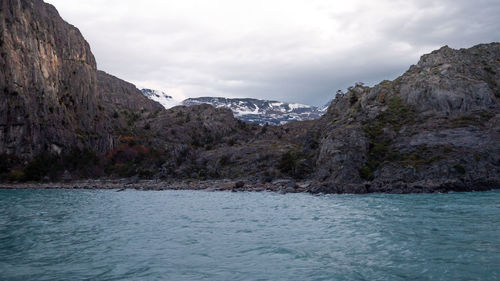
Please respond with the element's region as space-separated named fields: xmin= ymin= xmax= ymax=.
xmin=99 ymin=71 xmax=162 ymax=114
xmin=310 ymin=43 xmax=500 ymax=193
xmin=285 ymin=181 xmax=297 ymax=189
xmin=397 ymin=45 xmax=499 ymax=113
xmin=298 ymin=181 xmax=311 ymax=188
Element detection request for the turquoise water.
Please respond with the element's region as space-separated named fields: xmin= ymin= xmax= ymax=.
xmin=0 ymin=190 xmax=499 ymax=281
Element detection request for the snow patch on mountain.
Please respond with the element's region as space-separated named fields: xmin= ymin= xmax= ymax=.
xmin=319 ymin=99 xmax=332 ymax=112
xmin=141 ymin=88 xmax=180 ymax=109
xmin=141 ymin=88 xmax=332 ymax=125
xmin=182 ymin=97 xmax=325 ymax=125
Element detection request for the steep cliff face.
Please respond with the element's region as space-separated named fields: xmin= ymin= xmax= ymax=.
xmin=0 ymin=0 xmax=168 ymax=159
xmin=0 ymin=0 xmax=278 ymax=181
xmin=98 ymin=71 xmax=163 ymax=114
xmin=311 ymin=43 xmax=500 ymax=193
xmin=97 ymin=71 xmax=163 ymax=135
xmin=0 ymin=0 xmax=112 ymax=157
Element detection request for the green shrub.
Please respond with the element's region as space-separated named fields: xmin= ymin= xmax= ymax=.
xmin=454 ymin=164 xmax=466 ymax=174
xmin=359 ymin=166 xmax=374 ymax=180
xmin=484 ymin=66 xmax=496 ymax=75
xmin=278 ymin=150 xmax=312 ymax=179
xmin=0 ymin=154 xmax=19 ymax=174
xmin=191 ymin=138 xmax=201 ymax=147
xmin=361 ymin=97 xmax=416 ymax=180
xmin=20 ymin=147 xmax=101 ymax=181
xmin=114 ymin=163 xmax=136 ymax=178
xmin=62 ymin=147 xmax=99 ymax=171
xmin=128 ymin=139 xmax=137 ymax=147
xmin=23 ymin=153 xmax=60 ymax=181
xmin=218 ymin=155 xmax=231 ymax=166
xmin=6 ymin=169 xmax=25 ymax=181
xmin=451 ymin=111 xmax=494 ymax=128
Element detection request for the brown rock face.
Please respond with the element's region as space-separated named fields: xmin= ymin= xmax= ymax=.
xmin=97 ymin=71 xmax=163 ymax=114
xmin=97 ymin=70 xmax=164 ymax=135
xmin=0 ymin=0 xmax=167 ymax=158
xmin=0 ymin=0 xmax=111 ymax=157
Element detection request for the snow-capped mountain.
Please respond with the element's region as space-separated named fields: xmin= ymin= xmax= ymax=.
xmin=319 ymin=99 xmax=332 ymax=112
xmin=141 ymin=88 xmax=328 ymax=125
xmin=141 ymin=88 xmax=180 ymax=109
xmin=182 ymin=97 xmax=324 ymax=125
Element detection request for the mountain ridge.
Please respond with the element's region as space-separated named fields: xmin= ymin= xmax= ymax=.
xmin=0 ymin=0 xmax=498 ymax=193
xmin=182 ymin=96 xmax=325 ymax=125
xmin=139 ymin=89 xmax=328 ymax=125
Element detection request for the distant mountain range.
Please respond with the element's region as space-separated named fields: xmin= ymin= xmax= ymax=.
xmin=141 ymin=89 xmax=328 ymax=125
xmin=182 ymin=97 xmax=328 ymax=125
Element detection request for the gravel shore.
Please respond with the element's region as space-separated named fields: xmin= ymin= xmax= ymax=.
xmin=0 ymin=179 xmax=310 ymax=193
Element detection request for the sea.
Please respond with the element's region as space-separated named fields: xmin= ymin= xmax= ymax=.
xmin=1 ymin=189 xmax=499 ymax=280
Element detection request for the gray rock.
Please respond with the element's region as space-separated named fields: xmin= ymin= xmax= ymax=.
xmin=61 ymin=170 xmax=72 ymax=182
xmin=234 ymin=181 xmax=245 ymax=188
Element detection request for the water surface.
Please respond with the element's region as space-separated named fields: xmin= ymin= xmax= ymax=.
xmin=1 ymin=189 xmax=499 ymax=280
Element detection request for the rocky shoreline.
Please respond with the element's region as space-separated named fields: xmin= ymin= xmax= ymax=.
xmin=1 ymin=179 xmax=498 ymax=194
xmin=0 ymin=179 xmax=310 ymax=193
xmin=1 ymin=1 xmax=499 ymax=195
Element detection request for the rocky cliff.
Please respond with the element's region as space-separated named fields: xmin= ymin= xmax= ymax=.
xmin=99 ymin=72 xmax=163 ymax=114
xmin=98 ymin=71 xmax=164 ymax=136
xmin=310 ymin=43 xmax=500 ymax=193
xmin=0 ymin=0 xmax=498 ymax=193
xmin=0 ymin=0 xmax=166 ymax=159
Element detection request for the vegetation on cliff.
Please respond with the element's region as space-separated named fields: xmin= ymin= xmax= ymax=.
xmin=0 ymin=0 xmax=499 ymax=193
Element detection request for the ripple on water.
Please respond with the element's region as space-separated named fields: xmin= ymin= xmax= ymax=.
xmin=0 ymin=189 xmax=499 ymax=281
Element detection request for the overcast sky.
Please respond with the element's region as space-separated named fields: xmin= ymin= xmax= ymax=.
xmin=45 ymin=0 xmax=500 ymax=106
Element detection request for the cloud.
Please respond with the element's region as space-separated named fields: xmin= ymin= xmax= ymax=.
xmin=46 ymin=0 xmax=500 ymax=105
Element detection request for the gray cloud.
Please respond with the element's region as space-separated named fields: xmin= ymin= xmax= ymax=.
xmin=46 ymin=0 xmax=500 ymax=106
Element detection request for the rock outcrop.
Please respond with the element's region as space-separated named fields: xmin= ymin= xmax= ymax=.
xmin=98 ymin=71 xmax=163 ymax=114
xmin=0 ymin=0 xmax=115 ymax=157
xmin=0 ymin=0 xmax=165 ymax=158
xmin=97 ymin=71 xmax=163 ymax=135
xmin=310 ymin=43 xmax=500 ymax=193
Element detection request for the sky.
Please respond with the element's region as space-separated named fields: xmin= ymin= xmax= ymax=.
xmin=45 ymin=0 xmax=500 ymax=106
